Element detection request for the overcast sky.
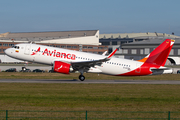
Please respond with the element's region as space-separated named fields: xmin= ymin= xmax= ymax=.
xmin=1 ymin=0 xmax=180 ymax=35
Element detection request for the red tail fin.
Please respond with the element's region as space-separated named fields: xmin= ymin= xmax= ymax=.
xmin=144 ymin=39 xmax=175 ymax=66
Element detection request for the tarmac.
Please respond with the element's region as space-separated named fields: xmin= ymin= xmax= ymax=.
xmin=0 ymin=65 xmax=180 ymax=74
xmin=0 ymin=79 xmax=180 ymax=84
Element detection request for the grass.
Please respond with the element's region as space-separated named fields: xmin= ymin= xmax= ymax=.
xmin=0 ymin=73 xmax=180 ymax=118
xmin=0 ymin=72 xmax=180 ymax=80
xmin=0 ymin=83 xmax=180 ymax=118
xmin=0 ymin=83 xmax=180 ymax=111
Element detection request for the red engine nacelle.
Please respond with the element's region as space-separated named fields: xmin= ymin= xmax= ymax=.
xmin=53 ymin=61 xmax=71 ymax=74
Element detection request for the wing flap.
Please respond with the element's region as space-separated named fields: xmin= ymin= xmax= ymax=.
xmin=71 ymin=57 xmax=109 ymax=71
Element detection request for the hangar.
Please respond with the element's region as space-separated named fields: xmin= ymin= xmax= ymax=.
xmin=0 ymin=30 xmax=108 ymax=63
xmin=0 ymin=30 xmax=100 ymax=45
xmin=99 ymin=32 xmax=180 ymax=65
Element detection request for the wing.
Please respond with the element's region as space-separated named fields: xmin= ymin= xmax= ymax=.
xmin=71 ymin=48 xmax=118 ymax=71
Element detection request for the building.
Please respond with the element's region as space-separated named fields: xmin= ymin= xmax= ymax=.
xmin=0 ymin=30 xmax=108 ymax=63
xmin=99 ymin=32 xmax=180 ymax=65
xmin=1 ymin=30 xmax=180 ymax=65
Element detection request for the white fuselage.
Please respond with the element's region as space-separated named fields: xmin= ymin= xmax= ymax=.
xmin=5 ymin=43 xmax=143 ymax=75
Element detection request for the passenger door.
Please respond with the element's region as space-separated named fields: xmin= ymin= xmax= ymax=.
xmin=24 ymin=45 xmax=31 ymax=55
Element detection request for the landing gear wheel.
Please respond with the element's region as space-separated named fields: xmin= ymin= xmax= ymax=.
xmin=79 ymin=75 xmax=85 ymax=81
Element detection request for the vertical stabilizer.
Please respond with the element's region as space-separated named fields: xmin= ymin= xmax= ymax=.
xmin=144 ymin=39 xmax=175 ymax=66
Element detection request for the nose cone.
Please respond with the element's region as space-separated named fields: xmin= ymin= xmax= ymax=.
xmin=4 ymin=48 xmax=11 ymax=55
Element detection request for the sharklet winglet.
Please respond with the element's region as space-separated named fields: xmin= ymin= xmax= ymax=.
xmin=107 ymin=48 xmax=118 ymax=58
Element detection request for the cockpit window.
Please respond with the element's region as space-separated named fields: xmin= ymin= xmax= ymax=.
xmin=12 ymin=46 xmax=19 ymax=49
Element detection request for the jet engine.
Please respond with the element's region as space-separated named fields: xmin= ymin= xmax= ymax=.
xmin=53 ymin=61 xmax=72 ymax=74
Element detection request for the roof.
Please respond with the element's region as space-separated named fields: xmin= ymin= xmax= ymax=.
xmin=124 ymin=38 xmax=180 ymax=45
xmin=121 ymin=38 xmax=180 ymax=49
xmin=99 ymin=32 xmax=180 ymax=39
xmin=0 ymin=30 xmax=98 ymax=39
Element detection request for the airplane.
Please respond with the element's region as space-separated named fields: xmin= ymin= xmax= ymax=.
xmin=4 ymin=39 xmax=175 ymax=81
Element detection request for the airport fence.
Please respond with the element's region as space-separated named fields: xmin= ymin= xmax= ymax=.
xmin=0 ymin=110 xmax=180 ymax=120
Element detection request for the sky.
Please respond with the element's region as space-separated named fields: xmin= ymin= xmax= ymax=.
xmin=0 ymin=0 xmax=180 ymax=35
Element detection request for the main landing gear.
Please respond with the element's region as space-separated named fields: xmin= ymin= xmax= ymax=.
xmin=78 ymin=69 xmax=85 ymax=81
xmin=79 ymin=74 xmax=85 ymax=81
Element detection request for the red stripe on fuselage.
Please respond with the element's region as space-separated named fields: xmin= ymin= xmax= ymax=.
xmin=117 ymin=62 xmax=160 ymax=76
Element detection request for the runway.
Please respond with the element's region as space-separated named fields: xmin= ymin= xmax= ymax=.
xmin=0 ymin=79 xmax=180 ymax=84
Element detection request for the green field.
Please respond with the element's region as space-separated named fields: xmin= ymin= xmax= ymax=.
xmin=0 ymin=72 xmax=180 ymax=80
xmin=0 ymin=72 xmax=180 ymax=111
xmin=0 ymin=73 xmax=180 ymax=118
xmin=0 ymin=83 xmax=180 ymax=112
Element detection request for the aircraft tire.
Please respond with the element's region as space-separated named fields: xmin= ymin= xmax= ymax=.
xmin=79 ymin=75 xmax=85 ymax=81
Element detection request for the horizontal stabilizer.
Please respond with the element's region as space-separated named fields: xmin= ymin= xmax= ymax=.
xmin=150 ymin=67 xmax=172 ymax=75
xmin=102 ymin=51 xmax=107 ymax=56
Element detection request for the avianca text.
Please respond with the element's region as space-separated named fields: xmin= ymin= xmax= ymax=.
xmin=40 ymin=48 xmax=76 ymax=60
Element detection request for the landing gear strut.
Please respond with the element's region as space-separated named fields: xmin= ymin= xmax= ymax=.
xmin=79 ymin=75 xmax=85 ymax=81
xmin=78 ymin=69 xmax=85 ymax=81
